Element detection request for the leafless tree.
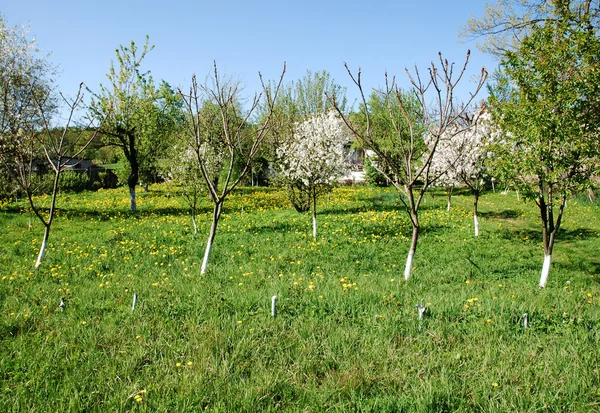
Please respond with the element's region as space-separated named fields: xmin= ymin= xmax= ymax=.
xmin=331 ymin=52 xmax=487 ymax=280
xmin=179 ymin=62 xmax=285 ymax=274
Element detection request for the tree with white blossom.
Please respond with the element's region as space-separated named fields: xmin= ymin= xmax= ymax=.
xmin=277 ymin=111 xmax=350 ymax=238
xmin=429 ymin=107 xmax=496 ymax=236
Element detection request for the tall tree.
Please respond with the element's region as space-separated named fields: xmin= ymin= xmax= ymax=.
xmin=488 ymin=5 xmax=600 ymax=287
xmin=461 ymin=0 xmax=600 ymax=56
xmin=332 ymin=53 xmax=487 ymax=280
xmin=179 ymin=62 xmax=285 ymax=274
xmin=88 ymin=36 xmax=180 ymax=212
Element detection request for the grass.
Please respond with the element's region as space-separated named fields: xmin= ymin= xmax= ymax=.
xmin=1 ymin=184 xmax=599 ymax=412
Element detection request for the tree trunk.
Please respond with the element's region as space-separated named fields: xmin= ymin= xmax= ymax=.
xmin=404 ymin=224 xmax=419 ymax=280
xmin=129 ymin=185 xmax=137 ymax=213
xmin=473 ymin=192 xmax=480 ymax=237
xmin=34 ymin=166 xmax=60 ymax=268
xmin=446 ymin=185 xmax=453 ymax=212
xmin=312 ymin=185 xmax=317 ymax=239
xmin=191 ymin=213 xmax=198 ymax=235
xmin=35 ymin=225 xmax=50 ymax=269
xmin=539 ymin=254 xmax=552 ymax=288
xmin=201 ymin=201 xmax=223 ymax=274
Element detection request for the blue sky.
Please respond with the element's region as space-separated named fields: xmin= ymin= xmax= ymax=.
xmin=3 ymin=0 xmax=497 ymax=114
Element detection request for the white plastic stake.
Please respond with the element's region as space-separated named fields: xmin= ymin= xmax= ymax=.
xmin=522 ymin=313 xmax=528 ymax=329
xmin=132 ymin=293 xmax=137 ymax=311
xmin=271 ymin=295 xmax=277 ymax=318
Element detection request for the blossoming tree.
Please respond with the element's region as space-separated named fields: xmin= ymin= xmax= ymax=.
xmin=277 ymin=111 xmax=349 ymax=238
xmin=429 ymin=108 xmax=495 ymax=236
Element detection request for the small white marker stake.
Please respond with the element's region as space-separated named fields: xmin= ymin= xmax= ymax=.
xmin=132 ymin=293 xmax=138 ymax=311
xmin=522 ymin=313 xmax=528 ymax=329
xmin=271 ymin=295 xmax=277 ymax=318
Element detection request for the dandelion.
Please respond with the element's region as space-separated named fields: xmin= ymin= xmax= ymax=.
xmin=492 ymin=382 xmax=499 ymax=388
xmin=176 ymin=362 xmax=182 ymax=367
xmin=81 ymin=321 xmax=87 ymax=325
xmin=187 ymin=361 xmax=193 ymax=366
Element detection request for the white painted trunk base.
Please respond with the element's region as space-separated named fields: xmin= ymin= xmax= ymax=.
xmin=539 ymin=254 xmax=552 ymax=288
xmin=201 ymin=238 xmax=213 ymax=275
xmin=474 ymin=214 xmax=479 ymax=237
xmin=192 ymin=216 xmax=198 ymax=235
xmin=312 ymin=215 xmax=317 ymax=239
xmin=129 ymin=187 xmax=137 ymax=212
xmin=446 ymin=201 xmax=451 ymax=212
xmin=404 ymin=250 xmax=414 ymax=280
xmin=35 ymin=237 xmax=47 ymax=269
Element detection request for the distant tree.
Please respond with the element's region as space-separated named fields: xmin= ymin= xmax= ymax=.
xmin=179 ymin=63 xmax=285 ymax=274
xmin=267 ymin=70 xmax=347 ymax=212
xmin=277 ymin=111 xmax=350 ymax=238
xmin=88 ymin=36 xmax=181 ymax=212
xmin=430 ymin=107 xmax=496 ymax=236
xmin=164 ymin=142 xmax=205 ymax=234
xmin=488 ymin=9 xmax=600 ymax=287
xmin=332 ymin=52 xmax=487 ymax=280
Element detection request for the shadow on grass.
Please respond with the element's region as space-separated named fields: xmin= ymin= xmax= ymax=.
xmin=499 ymin=227 xmax=598 ymax=243
xmin=479 ymin=209 xmax=525 ymax=219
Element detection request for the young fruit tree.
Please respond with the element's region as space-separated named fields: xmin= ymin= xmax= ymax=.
xmin=488 ymin=10 xmax=600 ymax=287
xmin=430 ymin=107 xmax=496 ymax=236
xmin=2 ymin=84 xmax=102 ymax=267
xmin=277 ymin=111 xmax=350 ymax=238
xmin=267 ymin=70 xmax=347 ymax=212
xmin=332 ymin=52 xmax=487 ymax=280
xmin=179 ymin=63 xmax=285 ymax=274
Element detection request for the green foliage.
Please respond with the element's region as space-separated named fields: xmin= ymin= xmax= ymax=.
xmin=88 ymin=36 xmax=182 ymax=210
xmin=1 ymin=185 xmax=599 ymax=411
xmin=489 ymin=14 xmax=600 ymax=201
xmin=363 ymin=157 xmax=389 ymax=187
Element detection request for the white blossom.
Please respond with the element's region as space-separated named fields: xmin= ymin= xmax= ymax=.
xmin=277 ymin=111 xmax=350 ymax=186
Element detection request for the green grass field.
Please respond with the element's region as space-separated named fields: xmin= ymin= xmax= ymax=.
xmin=1 ymin=185 xmax=599 ymax=412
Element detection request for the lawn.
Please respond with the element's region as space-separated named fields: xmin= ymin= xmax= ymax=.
xmin=1 ymin=184 xmax=599 ymax=412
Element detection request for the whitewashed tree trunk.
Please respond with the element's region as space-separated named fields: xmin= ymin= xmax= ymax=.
xmin=404 ymin=249 xmax=414 ymax=280
xmin=191 ymin=215 xmax=198 ymax=235
xmin=200 ymin=238 xmax=213 ymax=275
xmin=404 ymin=225 xmax=419 ymax=280
xmin=447 ymin=199 xmax=451 ymax=212
xmin=200 ymin=202 xmax=222 ymax=275
xmin=539 ymin=254 xmax=552 ymax=288
xmin=35 ymin=227 xmax=50 ymax=269
xmin=311 ymin=185 xmax=317 ymax=239
xmin=474 ymin=213 xmax=479 ymax=237
xmin=129 ymin=186 xmax=137 ymax=212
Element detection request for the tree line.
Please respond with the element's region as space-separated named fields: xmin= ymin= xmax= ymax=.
xmin=1 ymin=0 xmax=599 ymax=287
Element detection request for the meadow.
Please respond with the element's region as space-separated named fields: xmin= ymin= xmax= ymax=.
xmin=1 ymin=184 xmax=599 ymax=412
